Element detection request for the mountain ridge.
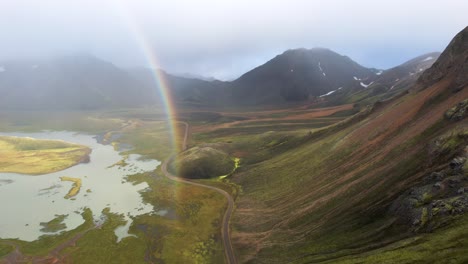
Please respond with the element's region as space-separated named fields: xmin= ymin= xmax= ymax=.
xmin=0 ymin=48 xmax=443 ymax=110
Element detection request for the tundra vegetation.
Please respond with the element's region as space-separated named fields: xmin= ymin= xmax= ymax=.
xmin=60 ymin=177 xmax=82 ymax=199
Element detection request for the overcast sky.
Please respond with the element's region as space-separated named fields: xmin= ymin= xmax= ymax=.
xmin=0 ymin=0 xmax=466 ymax=80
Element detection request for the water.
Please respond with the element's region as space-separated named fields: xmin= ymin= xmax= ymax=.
xmin=0 ymin=131 xmax=161 ymax=242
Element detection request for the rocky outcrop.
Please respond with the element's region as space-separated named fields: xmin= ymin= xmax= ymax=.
xmin=389 ymin=132 xmax=468 ymax=232
xmin=418 ymin=26 xmax=468 ymax=91
xmin=445 ymin=99 xmax=468 ymax=121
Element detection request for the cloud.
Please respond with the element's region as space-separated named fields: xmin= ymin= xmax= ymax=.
xmin=0 ymin=0 xmax=466 ymax=80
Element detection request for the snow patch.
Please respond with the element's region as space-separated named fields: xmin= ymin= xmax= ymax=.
xmin=409 ymin=72 xmax=415 ymax=76
xmin=395 ymin=78 xmax=400 ymax=82
xmin=419 ymin=68 xmax=423 ymax=72
xmin=318 ymin=62 xmax=326 ymax=76
xmin=0 ymin=66 xmax=5 ymax=72
xmin=290 ymin=69 xmax=294 ymax=72
xmin=375 ymin=70 xmax=383 ymax=75
xmin=390 ymin=85 xmax=395 ymax=90
xmin=360 ymin=81 xmax=374 ymax=88
xmin=319 ymin=87 xmax=342 ymax=98
xmin=422 ymin=56 xmax=433 ymax=62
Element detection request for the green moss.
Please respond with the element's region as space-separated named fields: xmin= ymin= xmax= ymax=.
xmin=327 ymin=215 xmax=468 ymax=263
xmin=417 ymin=193 xmax=433 ymax=207
xmin=39 ymin=214 xmax=68 ymax=233
xmin=421 ymin=208 xmax=429 ymax=226
xmin=185 ymin=238 xmax=217 ymax=264
xmin=0 ymin=243 xmax=14 ymax=258
xmin=125 ymin=171 xmax=226 ymax=263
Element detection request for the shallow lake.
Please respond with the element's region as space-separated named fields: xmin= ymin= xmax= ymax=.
xmin=0 ymin=131 xmax=161 ymax=242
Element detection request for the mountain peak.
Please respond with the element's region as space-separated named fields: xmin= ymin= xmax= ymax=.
xmin=231 ymin=48 xmax=373 ymax=104
xmin=281 ymin=47 xmax=337 ymax=57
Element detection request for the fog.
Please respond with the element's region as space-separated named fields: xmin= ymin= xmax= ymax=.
xmin=0 ymin=0 xmax=466 ymax=80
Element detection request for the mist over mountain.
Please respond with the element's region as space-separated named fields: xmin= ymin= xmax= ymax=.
xmin=0 ymin=54 xmax=155 ymax=110
xmin=0 ymin=48 xmax=443 ymax=110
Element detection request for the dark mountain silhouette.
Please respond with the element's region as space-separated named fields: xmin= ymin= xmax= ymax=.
xmin=228 ymin=48 xmax=375 ymax=104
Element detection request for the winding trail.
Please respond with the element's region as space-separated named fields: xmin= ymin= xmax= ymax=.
xmin=160 ymin=122 xmax=237 ymax=264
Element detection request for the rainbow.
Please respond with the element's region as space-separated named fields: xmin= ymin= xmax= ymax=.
xmin=114 ymin=1 xmax=180 ymax=153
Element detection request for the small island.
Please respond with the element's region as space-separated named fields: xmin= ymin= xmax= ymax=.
xmin=0 ymin=135 xmax=91 ymax=175
xmin=39 ymin=214 xmax=68 ymax=233
xmin=60 ymin=176 xmax=82 ymax=199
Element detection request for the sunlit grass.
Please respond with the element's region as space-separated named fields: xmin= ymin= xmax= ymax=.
xmin=0 ymin=136 xmax=91 ymax=175
xmin=60 ymin=176 xmax=82 ymax=198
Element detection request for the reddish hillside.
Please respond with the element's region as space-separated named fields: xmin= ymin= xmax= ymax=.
xmin=231 ymin=26 xmax=468 ymax=263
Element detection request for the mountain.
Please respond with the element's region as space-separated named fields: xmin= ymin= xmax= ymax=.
xmin=0 ymin=48 xmax=446 ymax=110
xmin=127 ymin=67 xmax=228 ymax=106
xmin=176 ymin=72 xmax=218 ymax=82
xmin=322 ymin=52 xmax=440 ymax=105
xmin=228 ymin=48 xmax=376 ymax=104
xmin=230 ymin=26 xmax=468 ymax=263
xmin=374 ymin=52 xmax=440 ymax=90
xmin=0 ymin=54 xmax=155 ymax=110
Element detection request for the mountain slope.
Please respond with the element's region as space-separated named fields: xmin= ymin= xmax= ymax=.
xmin=0 ymin=54 xmax=155 ymax=110
xmin=231 ymin=26 xmax=468 ymax=263
xmin=322 ymin=52 xmax=440 ymax=105
xmin=419 ymin=27 xmax=468 ymax=91
xmin=128 ymin=67 xmax=228 ymax=107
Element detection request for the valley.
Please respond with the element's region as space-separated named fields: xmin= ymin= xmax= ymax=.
xmin=0 ymin=23 xmax=466 ymax=264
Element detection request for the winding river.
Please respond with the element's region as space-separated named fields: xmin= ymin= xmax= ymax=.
xmin=0 ymin=131 xmax=161 ymax=242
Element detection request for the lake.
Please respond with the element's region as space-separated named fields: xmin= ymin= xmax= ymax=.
xmin=0 ymin=131 xmax=161 ymax=242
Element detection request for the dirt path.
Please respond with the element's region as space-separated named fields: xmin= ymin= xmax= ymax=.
xmin=160 ymin=122 xmax=237 ymax=264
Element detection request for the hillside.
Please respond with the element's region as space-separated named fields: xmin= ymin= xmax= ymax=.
xmin=128 ymin=68 xmax=228 ymax=106
xmin=321 ymin=52 xmax=440 ymax=105
xmin=229 ymin=26 xmax=468 ymax=263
